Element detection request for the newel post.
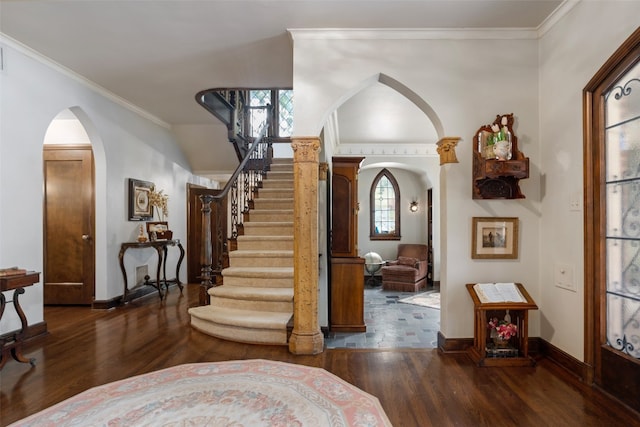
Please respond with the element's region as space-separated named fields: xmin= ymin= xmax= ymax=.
xmin=199 ymin=194 xmax=215 ymax=305
xmin=289 ymin=137 xmax=324 ymax=355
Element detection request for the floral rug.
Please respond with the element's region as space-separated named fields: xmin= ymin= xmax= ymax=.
xmin=399 ymin=291 xmax=440 ymax=309
xmin=11 ymin=359 xmax=391 ymax=427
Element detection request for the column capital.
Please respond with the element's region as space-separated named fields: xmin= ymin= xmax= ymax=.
xmin=436 ymin=136 xmax=461 ymax=165
xmin=291 ymin=137 xmax=321 ymax=163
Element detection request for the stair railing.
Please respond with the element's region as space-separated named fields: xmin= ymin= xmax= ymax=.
xmin=198 ymin=110 xmax=273 ymax=298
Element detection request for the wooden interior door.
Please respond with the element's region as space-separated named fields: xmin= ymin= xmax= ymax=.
xmin=43 ymin=146 xmax=95 ymax=305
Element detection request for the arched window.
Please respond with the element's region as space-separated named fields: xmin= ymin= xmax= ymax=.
xmin=370 ymin=169 xmax=401 ymax=240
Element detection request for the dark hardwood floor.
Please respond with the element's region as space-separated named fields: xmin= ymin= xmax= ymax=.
xmin=2 ymin=283 xmax=639 ymax=426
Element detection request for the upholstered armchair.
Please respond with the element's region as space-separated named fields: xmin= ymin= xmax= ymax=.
xmin=381 ymin=244 xmax=429 ymax=292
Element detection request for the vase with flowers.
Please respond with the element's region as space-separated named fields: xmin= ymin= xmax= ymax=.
xmin=489 ymin=115 xmax=512 ymax=161
xmin=488 ymin=316 xmax=517 ymax=348
xmin=148 ymin=188 xmax=172 ymax=240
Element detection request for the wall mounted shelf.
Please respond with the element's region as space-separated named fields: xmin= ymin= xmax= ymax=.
xmin=472 ymin=113 xmax=529 ymax=199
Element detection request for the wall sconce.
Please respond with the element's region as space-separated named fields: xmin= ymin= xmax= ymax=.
xmin=409 ymin=201 xmax=419 ymax=213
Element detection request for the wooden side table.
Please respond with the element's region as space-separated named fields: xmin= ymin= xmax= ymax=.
xmin=466 ymin=283 xmax=538 ymax=367
xmin=119 ymin=240 xmax=185 ymax=302
xmin=0 ymin=271 xmax=40 ymax=370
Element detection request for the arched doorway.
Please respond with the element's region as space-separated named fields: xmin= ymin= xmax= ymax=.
xmin=323 ymin=74 xmax=442 ymax=348
xmin=42 ymin=109 xmax=95 ymax=305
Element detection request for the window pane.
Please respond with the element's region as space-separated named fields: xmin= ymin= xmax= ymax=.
xmin=606 ymin=60 xmax=640 ymax=359
xmin=278 ymin=90 xmax=293 ymax=137
xmin=249 ymin=90 xmax=270 ymax=137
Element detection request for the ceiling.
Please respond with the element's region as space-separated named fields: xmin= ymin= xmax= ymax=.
xmin=0 ymin=0 xmax=564 ymax=172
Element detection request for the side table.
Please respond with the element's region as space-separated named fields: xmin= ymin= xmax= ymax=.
xmin=0 ymin=271 xmax=39 ymax=370
xmin=119 ymin=240 xmax=184 ymax=302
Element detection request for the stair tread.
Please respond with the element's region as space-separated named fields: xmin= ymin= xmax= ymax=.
xmin=222 ymin=266 xmax=293 ymax=276
xmin=229 ymin=250 xmax=293 ymax=257
xmin=237 ymin=235 xmax=293 ymax=241
xmin=210 ymin=286 xmax=293 ymax=301
xmin=189 ymin=306 xmax=292 ymax=329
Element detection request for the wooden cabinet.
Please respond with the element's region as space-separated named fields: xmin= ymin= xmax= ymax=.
xmin=466 ymin=283 xmax=538 ymax=367
xmin=331 ymin=157 xmax=364 ymax=257
xmin=330 ymin=258 xmax=366 ymax=332
xmin=472 ymin=114 xmax=529 ymax=199
xmin=330 ymin=156 xmax=365 ymax=331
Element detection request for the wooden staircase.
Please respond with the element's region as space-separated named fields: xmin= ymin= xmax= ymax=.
xmin=188 ymin=158 xmax=294 ymax=345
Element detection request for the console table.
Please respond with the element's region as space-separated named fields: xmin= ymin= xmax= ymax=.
xmin=0 ymin=271 xmax=39 ymax=370
xmin=119 ymin=240 xmax=184 ymax=301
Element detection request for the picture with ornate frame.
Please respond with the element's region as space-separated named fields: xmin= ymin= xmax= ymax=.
xmin=146 ymin=221 xmax=171 ymax=240
xmin=472 ymin=217 xmax=519 ymax=259
xmin=128 ymin=178 xmax=154 ymax=221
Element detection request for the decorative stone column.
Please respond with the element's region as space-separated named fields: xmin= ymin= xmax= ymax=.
xmin=289 ymin=137 xmax=324 ymax=355
xmin=436 ymin=137 xmax=461 ymax=165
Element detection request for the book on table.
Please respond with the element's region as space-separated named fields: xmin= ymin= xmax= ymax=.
xmin=473 ymin=282 xmax=525 ymax=303
xmin=0 ymin=266 xmax=28 ymax=278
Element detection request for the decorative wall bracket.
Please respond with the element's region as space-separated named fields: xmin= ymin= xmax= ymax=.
xmin=437 ymin=137 xmax=461 ymax=165
xmin=472 ymin=114 xmax=529 ymax=199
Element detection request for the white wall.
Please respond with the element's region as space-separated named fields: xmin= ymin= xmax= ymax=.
xmin=538 ymin=2 xmax=640 ymax=359
xmin=357 ymin=166 xmax=428 ymax=260
xmin=0 ymin=39 xmax=214 ymax=333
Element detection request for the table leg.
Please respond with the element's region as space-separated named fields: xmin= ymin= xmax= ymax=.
xmin=175 ymin=242 xmax=185 ymax=292
xmin=0 ymin=288 xmax=36 ymax=370
xmin=118 ymin=246 xmax=129 ymax=301
xmin=153 ymin=246 xmax=164 ymax=300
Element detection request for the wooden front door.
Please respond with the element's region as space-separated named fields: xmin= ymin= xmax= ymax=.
xmin=43 ymin=146 xmax=95 ymax=305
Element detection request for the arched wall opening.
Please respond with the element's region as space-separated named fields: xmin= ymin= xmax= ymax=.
xmin=43 ymin=107 xmax=108 ymax=302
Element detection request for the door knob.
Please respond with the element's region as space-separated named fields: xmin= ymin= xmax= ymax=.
xmin=82 ymin=234 xmax=92 ymax=241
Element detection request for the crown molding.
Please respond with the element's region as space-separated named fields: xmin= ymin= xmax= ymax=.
xmin=0 ymin=32 xmax=171 ymax=129
xmin=537 ymin=0 xmax=580 ymax=37
xmin=289 ymin=1 xmax=581 ymax=42
xmin=289 ymin=28 xmax=538 ymax=41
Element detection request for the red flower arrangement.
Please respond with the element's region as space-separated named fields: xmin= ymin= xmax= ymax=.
xmin=488 ymin=317 xmax=518 ymax=340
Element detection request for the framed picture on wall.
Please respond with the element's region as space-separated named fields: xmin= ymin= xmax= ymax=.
xmin=471 ymin=217 xmax=519 ymax=259
xmin=128 ymin=178 xmax=154 ymax=221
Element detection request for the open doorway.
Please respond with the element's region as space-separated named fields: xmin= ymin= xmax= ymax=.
xmin=324 ymin=74 xmax=442 ymax=348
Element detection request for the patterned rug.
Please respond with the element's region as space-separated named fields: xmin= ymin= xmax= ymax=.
xmin=399 ymin=291 xmax=440 ymax=309
xmin=11 ymin=359 xmax=391 ymax=427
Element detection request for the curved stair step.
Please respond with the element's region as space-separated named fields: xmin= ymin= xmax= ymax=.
xmin=189 ymin=306 xmax=291 ymax=345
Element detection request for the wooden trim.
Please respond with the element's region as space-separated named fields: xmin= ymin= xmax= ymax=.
xmin=92 ymin=285 xmax=159 ymax=309
xmin=1 ymin=321 xmax=48 ymax=342
xmin=437 ymin=331 xmax=473 ymax=353
xmin=539 ymin=338 xmax=589 ymax=382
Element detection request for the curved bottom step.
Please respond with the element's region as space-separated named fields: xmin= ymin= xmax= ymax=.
xmin=189 ymin=306 xmax=291 ymax=345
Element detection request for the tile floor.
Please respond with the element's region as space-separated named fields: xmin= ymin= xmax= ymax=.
xmin=324 ymin=282 xmax=441 ymax=349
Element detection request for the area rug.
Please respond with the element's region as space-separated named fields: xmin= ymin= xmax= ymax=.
xmin=11 ymin=359 xmax=391 ymax=427
xmin=399 ymin=291 xmax=440 ymax=309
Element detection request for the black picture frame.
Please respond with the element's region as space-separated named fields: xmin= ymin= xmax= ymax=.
xmin=128 ymin=178 xmax=154 ymax=221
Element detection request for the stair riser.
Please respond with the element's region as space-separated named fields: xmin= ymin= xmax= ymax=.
xmin=222 ymin=276 xmax=293 ymax=288
xmin=237 ymin=240 xmax=293 ymax=250
xmin=190 ymin=318 xmax=287 ymax=345
xmin=246 ymin=212 xmax=293 ymax=222
xmin=243 ymin=225 xmax=293 ymax=236
xmin=257 ymin=190 xmax=293 ymax=199
xmin=261 ymin=181 xmax=293 ymax=189
xmin=253 ymin=200 xmax=293 ymax=209
xmin=208 ymin=298 xmax=292 ymax=313
xmin=229 ymin=257 xmax=293 ymax=268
